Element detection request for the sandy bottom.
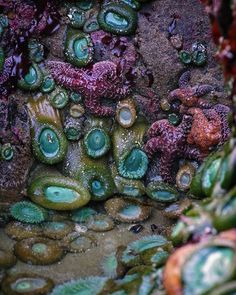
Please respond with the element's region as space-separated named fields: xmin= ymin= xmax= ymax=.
xmin=0 ymin=208 xmax=173 ymax=284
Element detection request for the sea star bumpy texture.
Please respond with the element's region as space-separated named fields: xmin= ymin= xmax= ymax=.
xmin=144 ymin=115 xmax=203 ymax=182
xmin=168 ymin=71 xmax=214 ymax=110
xmin=0 ymin=0 xmax=60 ymax=35
xmin=187 ymin=104 xmax=231 ymax=152
xmin=47 ymin=60 xmax=131 ymax=116
xmin=90 ymin=30 xmax=137 ymax=75
xmin=187 ymin=107 xmax=222 ymax=153
xmin=0 ymin=57 xmax=13 ymax=93
xmin=167 ymin=71 xmax=231 ymax=153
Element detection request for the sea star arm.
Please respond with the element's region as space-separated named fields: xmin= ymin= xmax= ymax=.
xmin=147 ymin=120 xmax=169 ymax=138
xmin=84 ymin=95 xmax=114 ymax=116
xmin=144 ymin=137 xmax=162 ymax=158
xmin=159 ymin=153 xmax=175 ymax=183
xmin=184 ymin=145 xmax=205 ymax=161
xmin=0 ymin=56 xmax=13 ymax=85
xmin=213 ymin=104 xmax=231 ymax=144
xmin=47 ymin=61 xmax=87 ymax=92
xmin=179 ymin=71 xmax=191 ymax=88
xmin=177 ymin=115 xmax=193 ymax=137
xmin=193 ymin=84 xmax=214 ymax=97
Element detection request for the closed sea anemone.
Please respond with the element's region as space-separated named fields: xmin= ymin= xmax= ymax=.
xmin=14 ymin=237 xmax=64 ymax=265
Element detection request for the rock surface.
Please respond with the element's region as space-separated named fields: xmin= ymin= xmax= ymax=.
xmin=136 ymin=0 xmax=225 ymax=99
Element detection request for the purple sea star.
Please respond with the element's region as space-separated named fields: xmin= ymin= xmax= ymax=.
xmin=213 ymin=103 xmax=231 ymax=144
xmin=90 ymin=30 xmax=137 ymax=75
xmin=0 ymin=56 xmax=13 ymax=89
xmin=47 ymin=60 xmax=131 ymax=116
xmin=144 ymin=115 xmax=203 ymax=183
xmin=168 ymin=71 xmax=214 ymax=111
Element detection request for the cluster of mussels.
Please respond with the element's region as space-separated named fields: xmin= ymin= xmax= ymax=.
xmin=0 ymin=0 xmax=236 ymax=294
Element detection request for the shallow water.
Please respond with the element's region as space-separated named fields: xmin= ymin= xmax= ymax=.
xmin=0 ymin=208 xmax=172 ymax=284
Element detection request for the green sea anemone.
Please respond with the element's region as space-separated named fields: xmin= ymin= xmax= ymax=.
xmin=182 ymin=244 xmax=236 ymax=295
xmin=14 ymin=237 xmax=64 ymax=265
xmin=1 ymin=273 xmax=54 ymax=295
xmin=28 ymin=96 xmax=68 ymax=165
xmin=68 ymin=234 xmax=97 ymax=253
xmin=64 ymin=29 xmax=94 ymax=67
xmin=121 ymin=235 xmax=169 ymax=267
xmin=49 ymin=87 xmax=69 ymax=109
xmin=5 ymin=221 xmax=43 ymax=240
xmin=83 ymin=117 xmax=112 ymax=158
xmin=146 ymin=181 xmax=179 ymax=203
xmin=121 ymin=0 xmax=141 ymax=10
xmin=51 ymin=277 xmax=114 ymax=295
xmin=101 ymin=249 xmax=126 ymax=278
xmin=10 ymin=201 xmax=47 ymax=224
xmin=84 ymin=128 xmax=111 ymax=158
xmin=113 ymin=120 xmax=149 ymax=180
xmin=97 ymin=3 xmax=138 ymax=35
xmin=28 ymin=39 xmax=44 ymax=63
xmin=87 ymin=214 xmax=115 ymax=232
xmin=64 ymin=115 xmax=84 ymax=141
xmin=213 ymin=186 xmax=236 ymax=231
xmin=18 ymin=63 xmax=43 ymax=91
xmin=104 ymin=197 xmax=151 ymax=223
xmin=62 ymin=141 xmax=115 ymax=201
xmin=76 ymin=0 xmax=95 ymax=10
xmin=68 ymin=7 xmax=86 ymax=29
xmin=111 ymin=164 xmax=146 ymax=198
xmin=71 ymin=207 xmax=97 ymax=223
xmin=83 ymin=16 xmax=100 ymax=33
xmin=0 ymin=142 xmax=14 ymax=160
xmin=115 ymin=98 xmax=137 ymax=129
xmin=176 ymin=163 xmax=196 ymax=192
xmin=28 ymin=168 xmax=91 ymax=210
xmin=42 ymin=221 xmax=74 ymax=240
xmin=40 ymin=75 xmax=55 ymax=93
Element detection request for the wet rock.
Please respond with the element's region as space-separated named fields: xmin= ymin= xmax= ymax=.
xmin=0 ymin=96 xmax=33 ymax=202
xmin=136 ymin=0 xmax=225 ymax=99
